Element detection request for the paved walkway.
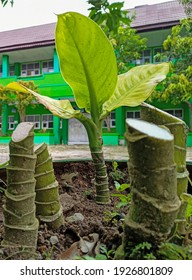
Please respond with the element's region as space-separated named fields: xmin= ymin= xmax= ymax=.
xmin=0 ymin=144 xmax=129 ymax=164
xmin=1 ymin=144 xmax=192 ymax=165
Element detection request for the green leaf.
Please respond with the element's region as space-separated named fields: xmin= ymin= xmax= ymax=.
xmin=55 ymin=12 xmax=117 ymax=115
xmin=6 ymin=82 xmax=82 ymax=119
xmin=100 ymin=63 xmax=170 ymax=119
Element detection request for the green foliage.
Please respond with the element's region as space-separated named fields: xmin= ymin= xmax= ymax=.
xmin=179 ymin=0 xmax=192 ymax=16
xmin=158 ymin=242 xmax=192 ymax=260
xmin=109 ymin=161 xmax=125 ymax=181
xmin=110 ymin=26 xmax=147 ymax=74
xmin=127 ymin=242 xmax=157 ymax=260
xmin=181 ymin=193 xmax=192 ymax=219
xmin=87 ymin=0 xmax=131 ymax=33
xmin=0 ymin=0 xmax=14 ymax=6
xmin=112 ymin=181 xmax=131 ymax=209
xmin=88 ymin=1 xmax=147 ymax=74
xmin=150 ymin=19 xmax=192 ymax=108
xmin=0 ymin=80 xmax=38 ymax=122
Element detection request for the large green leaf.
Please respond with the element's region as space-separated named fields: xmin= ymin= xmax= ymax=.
xmin=55 ymin=12 xmax=117 ymax=114
xmin=100 ymin=63 xmax=170 ymax=119
xmin=6 ymin=82 xmax=82 ymax=119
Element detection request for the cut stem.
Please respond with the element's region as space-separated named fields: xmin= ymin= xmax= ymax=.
xmin=141 ymin=102 xmax=189 ymax=234
xmin=123 ymin=119 xmax=180 ymax=249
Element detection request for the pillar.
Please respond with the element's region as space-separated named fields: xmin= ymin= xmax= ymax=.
xmin=2 ymin=55 xmax=9 ymax=78
xmin=53 ymin=115 xmax=60 ymax=144
xmin=115 ymin=107 xmax=125 ymax=137
xmin=53 ymin=49 xmax=60 ymax=73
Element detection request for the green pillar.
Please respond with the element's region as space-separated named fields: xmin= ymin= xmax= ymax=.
xmin=115 ymin=107 xmax=125 ymax=137
xmin=1 ymin=103 xmax=8 ymax=135
xmin=2 ymin=55 xmax=9 ymax=77
xmin=54 ymin=49 xmax=60 ymax=73
xmin=53 ymin=115 xmax=60 ymax=144
xmin=14 ymin=63 xmax=21 ymax=76
xmin=62 ymin=119 xmax=68 ymax=144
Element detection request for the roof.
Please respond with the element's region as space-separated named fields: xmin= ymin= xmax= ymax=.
xmin=0 ymin=1 xmax=187 ymax=53
xmin=0 ymin=22 xmax=56 ymax=52
xmin=129 ymin=0 xmax=187 ymax=31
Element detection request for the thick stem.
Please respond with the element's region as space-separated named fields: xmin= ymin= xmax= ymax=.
xmin=2 ymin=122 xmax=38 ymax=251
xmin=141 ymin=102 xmax=189 ymax=234
xmin=80 ymin=117 xmax=110 ymax=204
xmin=90 ymin=146 xmax=110 ymax=204
xmin=123 ymin=119 xmax=180 ymax=248
xmin=34 ymin=143 xmax=64 ymax=229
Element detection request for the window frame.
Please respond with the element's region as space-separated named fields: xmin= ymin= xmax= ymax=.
xmin=25 ymin=114 xmax=41 ymax=129
xmin=42 ymin=114 xmax=54 ymax=129
xmin=126 ymin=110 xmax=141 ymax=119
xmin=42 ymin=60 xmax=54 ymax=73
xmin=21 ymin=62 xmax=40 ymax=77
xmin=103 ymin=111 xmax=116 ymax=129
xmin=8 ymin=115 xmax=15 ymax=130
xmin=164 ymin=108 xmax=183 ymax=120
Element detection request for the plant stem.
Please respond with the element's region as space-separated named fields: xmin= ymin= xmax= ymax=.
xmin=123 ymin=119 xmax=180 ymax=246
xmin=141 ymin=102 xmax=189 ymax=234
xmin=79 ymin=116 xmax=110 ymax=204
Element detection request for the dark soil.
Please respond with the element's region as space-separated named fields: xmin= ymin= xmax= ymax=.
xmin=0 ymin=161 xmax=130 ymax=260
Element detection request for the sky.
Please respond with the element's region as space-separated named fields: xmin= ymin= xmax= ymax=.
xmin=0 ymin=0 xmax=175 ymax=32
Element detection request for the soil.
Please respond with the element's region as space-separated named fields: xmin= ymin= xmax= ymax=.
xmin=0 ymin=161 xmax=130 ymax=260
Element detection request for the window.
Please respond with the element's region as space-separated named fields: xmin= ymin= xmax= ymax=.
xmin=25 ymin=115 xmax=40 ymax=129
xmin=8 ymin=116 xmax=15 ymax=130
xmin=21 ymin=62 xmax=40 ymax=76
xmin=42 ymin=60 xmax=54 ymax=73
xmin=153 ymin=47 xmax=168 ymax=64
xmin=103 ymin=111 xmax=116 ymax=129
xmin=140 ymin=49 xmax=152 ymax=64
xmin=9 ymin=65 xmax=15 ymax=76
xmin=42 ymin=114 xmax=53 ymax=129
xmin=0 ymin=65 xmax=2 ymax=77
xmin=164 ymin=109 xmax=183 ymax=120
xmin=126 ymin=111 xmax=140 ymax=119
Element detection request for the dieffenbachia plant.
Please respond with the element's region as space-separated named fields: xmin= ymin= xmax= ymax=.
xmin=7 ymin=12 xmax=170 ymax=204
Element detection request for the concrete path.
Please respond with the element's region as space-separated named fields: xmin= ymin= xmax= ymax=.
xmin=1 ymin=143 xmax=192 ymax=165
xmin=0 ymin=144 xmax=129 ymax=164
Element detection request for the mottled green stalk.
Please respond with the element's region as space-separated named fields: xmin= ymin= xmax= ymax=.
xmin=83 ymin=119 xmax=110 ymax=204
xmin=122 ymin=119 xmax=180 ymax=256
xmin=34 ymin=143 xmax=64 ymax=229
xmin=141 ymin=103 xmax=189 ymax=234
xmin=2 ymin=122 xmax=38 ymax=250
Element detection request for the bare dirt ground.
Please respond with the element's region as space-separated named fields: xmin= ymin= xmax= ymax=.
xmin=0 ymin=161 xmax=130 ymax=260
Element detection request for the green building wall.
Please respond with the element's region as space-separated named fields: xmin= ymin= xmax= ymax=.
xmin=1 ymin=27 xmax=192 ymax=146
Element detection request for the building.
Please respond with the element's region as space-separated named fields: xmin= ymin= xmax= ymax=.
xmin=0 ymin=0 xmax=190 ymax=145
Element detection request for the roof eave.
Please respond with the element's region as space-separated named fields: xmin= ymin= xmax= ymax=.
xmin=132 ymin=20 xmax=182 ymax=32
xmin=0 ymin=39 xmax=55 ymax=53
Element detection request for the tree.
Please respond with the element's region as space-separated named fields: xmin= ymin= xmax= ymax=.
xmin=0 ymin=80 xmax=38 ymax=122
xmin=179 ymin=0 xmax=192 ymax=16
xmin=88 ymin=1 xmax=147 ymax=74
xmin=109 ymin=25 xmax=147 ymax=74
xmin=0 ymin=0 xmax=14 ymax=6
xmin=8 ymin=12 xmax=170 ymax=204
xmin=150 ymin=18 xmax=192 ymax=128
xmin=87 ymin=0 xmax=131 ymax=33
